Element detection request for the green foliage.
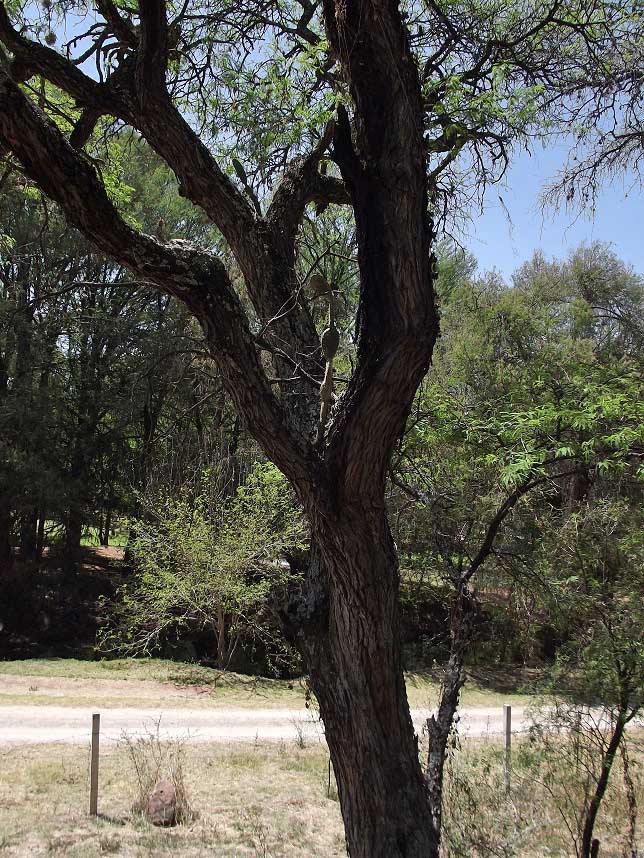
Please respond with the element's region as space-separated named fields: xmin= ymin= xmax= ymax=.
xmin=101 ymin=464 xmax=306 ymax=667
xmin=399 ymin=241 xmax=642 ymax=518
xmin=392 ymin=242 xmax=643 ymax=665
xmin=540 ymin=500 xmax=644 ymax=712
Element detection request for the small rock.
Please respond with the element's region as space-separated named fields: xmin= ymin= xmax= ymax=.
xmin=147 ymin=779 xmax=176 ymax=827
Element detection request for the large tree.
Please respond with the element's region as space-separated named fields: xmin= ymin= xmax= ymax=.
xmin=0 ymin=0 xmax=638 ymax=854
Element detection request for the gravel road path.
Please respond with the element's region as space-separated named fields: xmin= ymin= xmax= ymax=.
xmin=0 ymin=704 xmax=531 ymax=745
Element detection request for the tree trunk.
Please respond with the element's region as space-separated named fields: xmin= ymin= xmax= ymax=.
xmin=63 ymin=509 xmax=83 ymax=572
xmin=580 ymin=714 xmax=626 ymax=858
xmin=35 ymin=511 xmax=45 ymax=561
xmin=0 ymin=498 xmax=13 ymax=569
xmin=64 ymin=423 xmax=90 ymax=570
xmin=19 ymin=507 xmax=37 ymax=565
xmin=296 ymin=509 xmax=437 ymax=858
xmin=425 ymin=587 xmax=473 ymax=842
xmin=426 ymin=651 xmax=465 ymax=841
xmin=0 ymin=17 xmax=438 ymax=856
xmin=101 ymin=505 xmax=112 ymax=547
xmin=620 ymin=739 xmax=638 ymax=858
xmin=216 ymin=606 xmax=227 ymax=671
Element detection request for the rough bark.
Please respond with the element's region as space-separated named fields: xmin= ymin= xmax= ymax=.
xmin=301 ymin=4 xmax=439 ymax=845
xmin=620 ymin=740 xmax=638 ymax=858
xmin=424 ymin=586 xmax=473 ymax=843
xmin=425 ymin=653 xmax=464 ymax=839
xmin=290 ymin=508 xmax=438 ymax=858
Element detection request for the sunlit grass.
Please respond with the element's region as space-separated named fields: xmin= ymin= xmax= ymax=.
xmin=0 ymin=658 xmax=308 ymax=709
xmin=0 ymin=657 xmax=535 ymax=710
xmin=1 ymin=733 xmax=640 ymax=857
xmin=37 ymin=519 xmax=129 ymax=548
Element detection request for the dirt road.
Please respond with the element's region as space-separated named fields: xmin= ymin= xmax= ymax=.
xmin=0 ymin=704 xmax=531 ymax=745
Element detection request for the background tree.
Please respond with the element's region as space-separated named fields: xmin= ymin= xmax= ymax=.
xmin=0 ymin=138 xmax=231 ymax=568
xmin=102 ymin=463 xmax=305 ymax=669
xmin=533 ymin=499 xmax=643 ymax=858
xmin=389 ymin=241 xmax=643 ymax=841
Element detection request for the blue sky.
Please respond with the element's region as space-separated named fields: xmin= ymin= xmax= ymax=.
xmin=467 ymin=142 xmax=643 ymax=281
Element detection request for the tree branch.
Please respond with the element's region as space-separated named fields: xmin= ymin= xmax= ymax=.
xmin=266 ymin=120 xmax=349 ymax=249
xmin=0 ymin=67 xmax=316 ymax=489
xmin=0 ymin=3 xmax=100 ymax=102
xmin=96 ymin=0 xmax=138 ymax=49
xmin=0 ymin=1 xmax=135 ymax=128
xmin=0 ymin=0 xmax=324 ymax=428
xmin=462 ymin=466 xmax=581 ymax=584
xmin=322 ymin=0 xmax=438 ymax=501
xmin=136 ymin=0 xmax=170 ymax=95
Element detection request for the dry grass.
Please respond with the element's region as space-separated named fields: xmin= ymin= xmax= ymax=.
xmin=1 ymin=729 xmax=641 ymax=857
xmin=0 ymin=740 xmax=345 ymax=857
xmin=120 ymin=724 xmax=193 ymax=823
xmin=0 ymin=659 xmax=309 ymax=710
xmin=405 ymin=670 xmax=534 ymax=709
xmin=436 ymin=730 xmax=644 ymax=858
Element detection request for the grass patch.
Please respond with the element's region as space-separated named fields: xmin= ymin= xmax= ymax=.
xmin=79 ymin=526 xmax=129 ymax=549
xmin=405 ymin=669 xmax=535 ymax=709
xmin=38 ymin=520 xmax=129 ymax=549
xmin=0 ymin=657 xmax=281 ymax=687
xmin=0 ymin=658 xmax=308 ymax=709
xmin=437 ymin=729 xmax=644 ymax=857
xmin=0 ymin=658 xmax=534 ymax=711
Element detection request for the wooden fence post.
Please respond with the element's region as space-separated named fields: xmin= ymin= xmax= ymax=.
xmin=89 ymin=713 xmax=100 ymax=816
xmin=503 ymin=704 xmax=511 ymax=796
